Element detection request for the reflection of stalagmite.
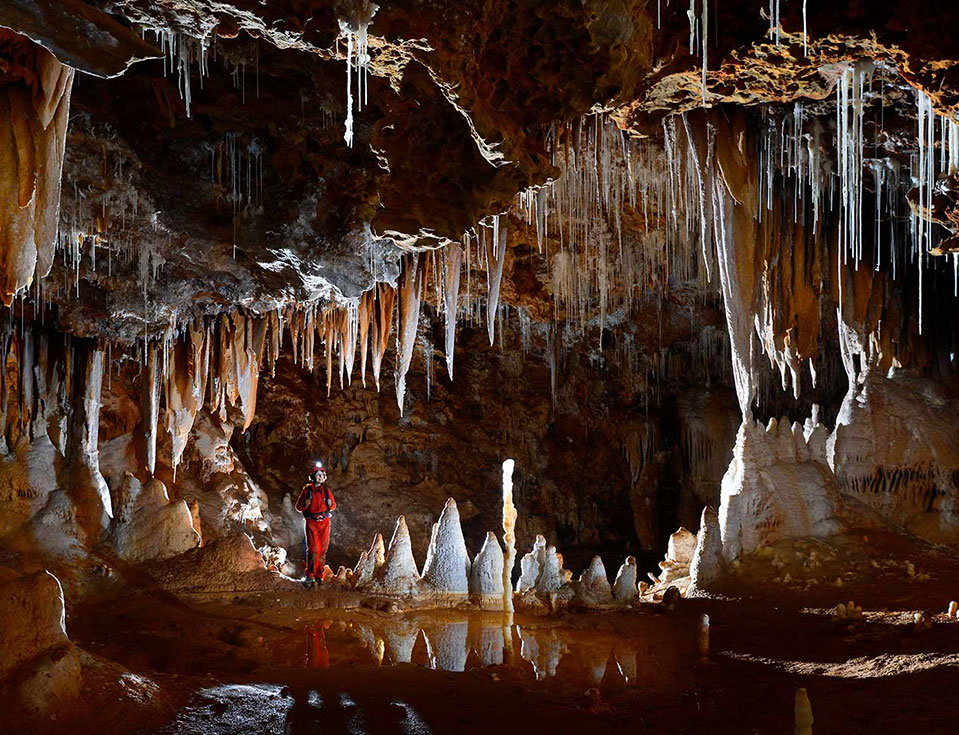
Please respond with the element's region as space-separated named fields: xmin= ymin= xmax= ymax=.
xmin=518 ymin=626 xmax=566 ymax=681
xmin=352 ymin=532 xmax=385 ymax=588
xmin=470 ymin=619 xmax=504 ymax=666
xmin=383 ymin=619 xmax=419 ymax=664
xmin=613 ymin=556 xmax=639 ymax=602
xmin=580 ymin=641 xmax=613 ymax=685
xmin=371 ymin=516 xmax=419 ymax=595
xmin=795 ymin=688 xmax=813 ymax=735
xmin=469 ymin=531 xmax=504 ymax=602
xmin=424 ymin=621 xmax=469 ymax=672
xmin=614 ymin=642 xmax=637 ymax=681
xmin=0 ymin=32 xmax=74 ymax=305
xmin=421 ymin=498 xmax=470 ymax=595
xmin=574 ymin=556 xmax=612 ymax=605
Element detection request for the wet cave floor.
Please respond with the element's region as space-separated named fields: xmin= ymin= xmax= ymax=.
xmin=46 ymin=531 xmax=959 ymax=734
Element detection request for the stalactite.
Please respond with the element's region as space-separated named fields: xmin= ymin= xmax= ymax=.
xmin=358 ymin=288 xmax=373 ymax=386
xmin=486 ymin=217 xmax=507 ymax=346
xmin=443 ymin=243 xmax=463 ymax=378
xmin=142 ymin=344 xmax=159 ymax=476
xmin=395 ymin=255 xmax=421 ymax=415
xmin=0 ymin=32 xmax=75 ymax=305
xmin=371 ymin=282 xmax=396 ymax=392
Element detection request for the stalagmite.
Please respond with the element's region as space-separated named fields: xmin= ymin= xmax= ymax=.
xmin=575 ymin=556 xmax=612 ymax=606
xmin=395 ymin=256 xmax=421 ymax=415
xmin=612 ymin=557 xmax=639 ymax=602
xmin=795 ymin=688 xmax=813 ymax=735
xmin=421 ymin=498 xmax=470 ymax=595
xmin=534 ymin=546 xmax=566 ymax=597
xmin=501 ymin=458 xmax=518 ymax=613
xmin=352 ymin=532 xmax=385 ymax=588
xmin=371 ymin=516 xmax=419 ymax=595
xmin=517 ymin=534 xmax=547 ymax=592
xmin=948 ymin=601 xmax=958 ymax=619
xmin=687 ymin=506 xmax=724 ymax=595
xmin=469 ymin=531 xmax=505 ymax=603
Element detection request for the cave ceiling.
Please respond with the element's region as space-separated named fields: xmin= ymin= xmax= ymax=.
xmin=0 ymin=0 xmax=958 ymax=353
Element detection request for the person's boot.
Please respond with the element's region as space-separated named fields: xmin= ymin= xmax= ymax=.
xmin=301 ymin=578 xmax=314 ymax=590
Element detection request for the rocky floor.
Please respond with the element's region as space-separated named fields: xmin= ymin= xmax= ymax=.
xmin=6 ymin=529 xmax=956 ymax=734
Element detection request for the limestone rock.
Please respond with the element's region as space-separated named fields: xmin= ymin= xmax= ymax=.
xmin=0 ymin=570 xmax=81 ymax=716
xmin=109 ymin=474 xmax=200 ymax=563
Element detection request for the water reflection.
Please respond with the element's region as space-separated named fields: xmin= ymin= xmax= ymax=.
xmin=308 ymin=611 xmax=690 ymax=690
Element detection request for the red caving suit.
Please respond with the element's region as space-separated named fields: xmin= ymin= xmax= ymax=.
xmin=294 ymin=482 xmax=336 ymax=580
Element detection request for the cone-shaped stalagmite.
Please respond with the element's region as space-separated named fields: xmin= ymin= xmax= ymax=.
xmin=371 ymin=516 xmax=419 ymax=595
xmin=421 ymin=498 xmax=470 ymax=594
xmin=575 ymin=555 xmax=612 ymax=605
xmin=613 ymin=556 xmax=639 ymax=602
xmin=353 ymin=532 xmax=385 ymax=588
xmin=469 ymin=531 xmax=504 ymax=600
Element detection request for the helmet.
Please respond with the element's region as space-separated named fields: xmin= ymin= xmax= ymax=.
xmin=310 ymin=461 xmax=326 ymax=483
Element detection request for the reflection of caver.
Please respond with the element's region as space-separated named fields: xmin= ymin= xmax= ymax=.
xmin=306 ymin=621 xmax=330 ymax=668
xmin=294 ymin=462 xmax=337 ymax=588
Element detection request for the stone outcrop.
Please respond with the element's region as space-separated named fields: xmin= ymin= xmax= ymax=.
xmin=0 ymin=569 xmax=81 ymax=717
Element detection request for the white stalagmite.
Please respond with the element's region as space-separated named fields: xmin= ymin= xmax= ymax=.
xmin=575 ymin=555 xmax=613 ymax=606
xmin=501 ymin=458 xmax=518 ymax=613
xmin=371 ymin=516 xmax=419 ymax=595
xmin=443 ymin=243 xmax=463 ymax=378
xmin=518 ymin=534 xmax=547 ymax=591
xmin=687 ymin=506 xmax=724 ymax=595
xmin=534 ymin=546 xmax=566 ymax=596
xmin=421 ymin=498 xmax=471 ymax=594
xmin=352 ymin=532 xmax=385 ymax=588
xmin=469 ymin=531 xmax=505 ymax=601
xmin=612 ymin=556 xmax=639 ymax=601
xmin=395 ymin=255 xmax=421 ymax=415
